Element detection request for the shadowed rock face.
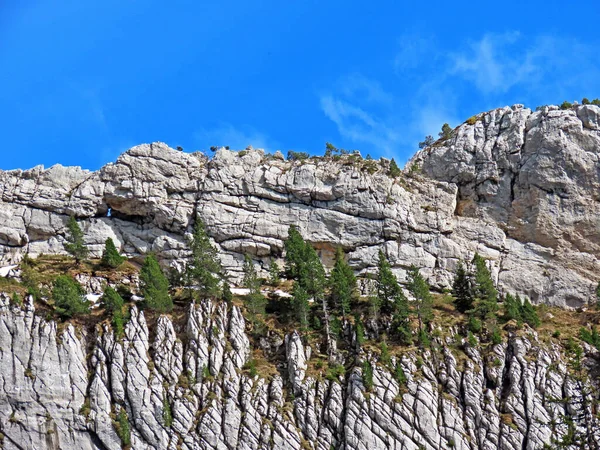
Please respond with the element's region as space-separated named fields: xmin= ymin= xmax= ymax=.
xmin=1 ymin=105 xmax=600 ymax=307
xmin=1 ymin=294 xmax=599 ymax=450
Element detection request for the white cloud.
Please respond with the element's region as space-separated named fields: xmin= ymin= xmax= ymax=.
xmin=322 ymin=31 xmax=600 ymax=163
xmin=194 ymin=123 xmax=274 ymax=152
xmin=449 ymin=33 xmax=599 ymax=98
xmin=338 ymin=73 xmax=393 ymax=106
xmin=450 ymin=31 xmax=538 ymax=94
xmin=320 ymin=94 xmax=399 ymax=151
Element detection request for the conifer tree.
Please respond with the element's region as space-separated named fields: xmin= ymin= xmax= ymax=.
xmin=185 ymin=220 xmax=222 ymax=299
xmin=52 ymin=275 xmax=90 ymax=318
xmin=439 ymin=123 xmax=453 ymax=139
xmin=392 ymin=289 xmax=412 ymax=344
xmin=304 ymin=246 xmax=335 ymax=354
xmin=470 ymin=253 xmax=498 ymax=322
xmin=222 ymin=281 xmax=233 ymax=303
xmin=268 ymin=260 xmax=280 ymax=286
xmin=520 ymin=298 xmax=540 ymax=328
xmin=243 ymin=254 xmax=261 ymax=295
xmin=503 ymin=293 xmax=521 ymax=322
xmin=101 ymin=238 xmax=126 ymax=268
xmin=243 ymin=254 xmax=267 ymax=327
xmin=388 ymin=158 xmax=401 ymax=177
xmin=374 ymin=251 xmax=410 ymax=341
xmin=101 ymin=286 xmax=126 ymax=335
xmin=407 ymin=265 xmax=433 ymax=334
xmin=63 ymin=216 xmax=88 ymax=264
xmin=302 ymin=246 xmax=326 ymax=300
xmin=452 ymin=261 xmax=473 ymax=313
xmin=375 ymin=250 xmax=403 ymax=315
xmin=284 ymin=225 xmax=306 ymax=278
xmin=291 ymin=283 xmax=310 ymax=329
xmin=329 ymin=247 xmax=357 ymax=318
xmin=100 ymin=285 xmax=124 ymax=313
xmin=140 ymin=254 xmax=172 ymax=313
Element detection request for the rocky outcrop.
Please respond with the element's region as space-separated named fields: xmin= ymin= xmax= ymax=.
xmin=1 ymin=105 xmax=600 ymax=307
xmin=1 ymin=295 xmax=598 ymax=450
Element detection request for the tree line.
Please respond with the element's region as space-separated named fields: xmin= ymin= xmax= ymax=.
xmin=21 ymin=216 xmax=540 ymax=347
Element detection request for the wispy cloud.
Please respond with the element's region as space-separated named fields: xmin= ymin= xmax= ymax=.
xmin=449 ymin=33 xmax=600 ymax=98
xmin=194 ymin=123 xmax=275 ymax=152
xmin=321 ymin=31 xmax=600 ymax=163
xmin=319 ymin=74 xmax=402 ymax=156
xmin=450 ymin=31 xmax=538 ymax=94
xmin=320 ymin=94 xmax=399 ymax=151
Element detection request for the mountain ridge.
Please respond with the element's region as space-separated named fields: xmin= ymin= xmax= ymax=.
xmin=2 ymin=103 xmax=600 ymax=307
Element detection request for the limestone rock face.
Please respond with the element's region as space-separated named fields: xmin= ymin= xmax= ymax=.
xmin=411 ymin=104 xmax=600 ymax=307
xmin=1 ymin=296 xmax=598 ymax=450
xmin=1 ymin=106 xmax=600 ymax=309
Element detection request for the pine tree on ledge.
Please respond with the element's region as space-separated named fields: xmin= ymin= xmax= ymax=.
xmin=185 ymin=219 xmax=222 ymax=300
xmin=63 ymin=216 xmax=88 ymax=265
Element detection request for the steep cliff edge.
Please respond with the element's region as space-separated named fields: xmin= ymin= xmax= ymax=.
xmin=1 ymin=294 xmax=599 ymax=450
xmin=2 ymin=103 xmax=600 ymax=307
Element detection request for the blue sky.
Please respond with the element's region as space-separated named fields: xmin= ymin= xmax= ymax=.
xmin=1 ymin=1 xmax=599 ymax=170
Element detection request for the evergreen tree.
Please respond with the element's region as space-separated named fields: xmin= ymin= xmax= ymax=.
xmin=63 ymin=216 xmax=88 ymax=264
xmin=284 ymin=225 xmax=306 ymax=278
xmin=100 ymin=286 xmax=126 ymax=336
xmin=388 ymin=158 xmax=401 ymax=177
xmin=301 ymin=246 xmax=327 ymax=300
xmin=283 ymin=226 xmax=334 ymax=353
xmin=100 ymin=285 xmax=124 ymax=313
xmin=375 ymin=250 xmax=402 ymax=314
xmin=185 ymin=220 xmax=222 ymax=299
xmin=362 ymin=360 xmax=374 ymax=391
xmin=452 ymin=261 xmax=474 ymax=313
xmin=407 ymin=265 xmax=433 ymax=334
xmin=304 ymin=246 xmax=335 ymax=354
xmin=140 ymin=254 xmax=172 ymax=313
xmin=243 ymin=254 xmax=267 ymax=327
xmin=243 ymin=254 xmax=261 ymax=295
xmin=268 ymin=260 xmax=281 ymax=286
xmin=291 ymin=284 xmax=310 ymax=328
xmin=470 ymin=254 xmax=498 ymax=322
xmin=329 ymin=247 xmax=357 ymax=317
xmin=375 ymin=250 xmax=410 ymax=341
xmin=222 ymin=281 xmax=233 ymax=303
xmin=368 ymin=292 xmax=382 ymax=320
xmin=392 ymin=289 xmax=411 ymax=343
xmin=375 ymin=250 xmax=401 ymax=314
xmin=418 ymin=135 xmax=435 ymax=149
xmin=439 ymin=123 xmax=453 ymax=139
xmin=503 ymin=293 xmax=521 ymax=322
xmin=52 ymin=275 xmax=90 ymax=318
xmin=520 ymin=298 xmax=540 ymax=328
xmin=101 ymin=238 xmax=126 ymax=268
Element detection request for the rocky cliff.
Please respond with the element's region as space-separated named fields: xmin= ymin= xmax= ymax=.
xmin=2 ymin=104 xmax=600 ymax=308
xmin=1 ymin=103 xmax=600 ymax=450
xmin=1 ymin=294 xmax=599 ymax=450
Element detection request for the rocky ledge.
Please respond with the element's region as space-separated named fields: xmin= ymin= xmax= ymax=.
xmin=0 ymin=295 xmax=598 ymax=450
